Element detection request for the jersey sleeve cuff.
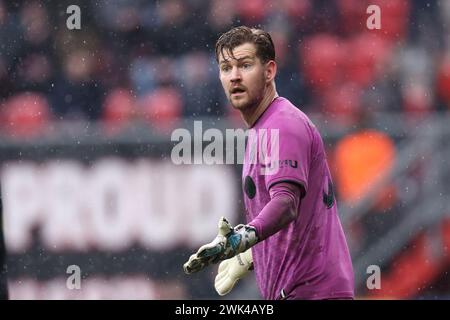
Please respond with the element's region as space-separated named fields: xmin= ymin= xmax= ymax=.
xmin=266 ymin=177 xmax=308 ymax=199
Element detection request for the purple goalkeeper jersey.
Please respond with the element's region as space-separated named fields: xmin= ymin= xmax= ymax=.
xmin=242 ymin=97 xmax=354 ymax=300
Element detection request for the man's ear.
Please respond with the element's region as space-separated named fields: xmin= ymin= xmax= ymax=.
xmin=265 ymin=60 xmax=277 ymax=83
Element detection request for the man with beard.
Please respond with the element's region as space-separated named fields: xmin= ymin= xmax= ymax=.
xmin=184 ymin=26 xmax=354 ymax=300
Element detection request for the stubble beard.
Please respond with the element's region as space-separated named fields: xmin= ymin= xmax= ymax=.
xmin=230 ymin=92 xmax=258 ymax=111
xmin=229 ymin=77 xmax=266 ymax=113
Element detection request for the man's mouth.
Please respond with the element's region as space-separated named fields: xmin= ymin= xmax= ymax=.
xmin=230 ymin=88 xmax=246 ymax=96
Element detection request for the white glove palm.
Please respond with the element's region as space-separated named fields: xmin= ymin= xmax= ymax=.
xmin=214 ymin=249 xmax=253 ymax=296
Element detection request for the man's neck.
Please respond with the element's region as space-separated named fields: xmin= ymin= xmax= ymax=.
xmin=242 ymin=85 xmax=279 ymax=128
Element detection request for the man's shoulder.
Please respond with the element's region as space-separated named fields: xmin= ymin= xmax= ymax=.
xmin=264 ymin=97 xmax=315 ymax=134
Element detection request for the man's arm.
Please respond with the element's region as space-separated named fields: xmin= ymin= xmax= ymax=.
xmin=248 ymin=181 xmax=302 ymax=241
xmin=183 ymin=182 xmax=302 ymax=275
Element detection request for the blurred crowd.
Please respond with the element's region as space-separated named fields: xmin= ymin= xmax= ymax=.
xmin=0 ymin=0 xmax=449 ymax=137
xmin=1 ymin=0 xmax=450 ymax=299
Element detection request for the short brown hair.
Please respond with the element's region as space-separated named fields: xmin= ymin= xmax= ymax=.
xmin=215 ymin=26 xmax=275 ymax=64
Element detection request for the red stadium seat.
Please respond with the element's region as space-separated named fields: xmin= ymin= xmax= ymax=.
xmin=321 ymin=83 xmax=361 ymax=127
xmin=338 ymin=0 xmax=410 ymax=41
xmin=344 ymin=32 xmax=391 ymax=87
xmin=1 ymin=92 xmax=50 ymax=138
xmin=280 ymin=0 xmax=311 ymax=23
xmin=443 ymin=219 xmax=450 ymax=263
xmin=102 ymin=88 xmax=136 ymax=134
xmin=301 ymin=34 xmax=344 ymax=91
xmin=369 ymin=0 xmax=410 ymax=42
xmin=236 ymin=0 xmax=268 ymax=24
xmin=402 ymin=83 xmax=432 ymax=119
xmin=370 ymin=228 xmax=448 ymax=299
xmin=436 ymin=55 xmax=450 ymax=107
xmin=139 ymin=87 xmax=183 ymax=133
xmin=336 ymin=0 xmax=368 ymax=35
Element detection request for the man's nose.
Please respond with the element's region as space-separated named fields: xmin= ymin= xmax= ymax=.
xmin=230 ymin=66 xmax=242 ymax=82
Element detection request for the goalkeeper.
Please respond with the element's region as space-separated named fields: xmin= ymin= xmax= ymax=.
xmin=184 ymin=26 xmax=354 ymax=300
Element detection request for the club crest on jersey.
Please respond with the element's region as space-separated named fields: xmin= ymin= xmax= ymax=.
xmin=323 ymin=177 xmax=335 ymax=209
xmin=244 ymin=176 xmax=256 ymax=199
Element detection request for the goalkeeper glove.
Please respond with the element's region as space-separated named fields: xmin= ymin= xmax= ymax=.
xmin=214 ymin=249 xmax=253 ymax=296
xmin=183 ymin=217 xmax=258 ymax=274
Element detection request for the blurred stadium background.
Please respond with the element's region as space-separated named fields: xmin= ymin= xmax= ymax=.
xmin=0 ymin=0 xmax=449 ymax=299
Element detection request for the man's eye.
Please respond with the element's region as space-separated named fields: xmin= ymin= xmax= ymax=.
xmin=221 ymin=66 xmax=231 ymax=72
xmin=242 ymin=63 xmax=251 ymax=69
